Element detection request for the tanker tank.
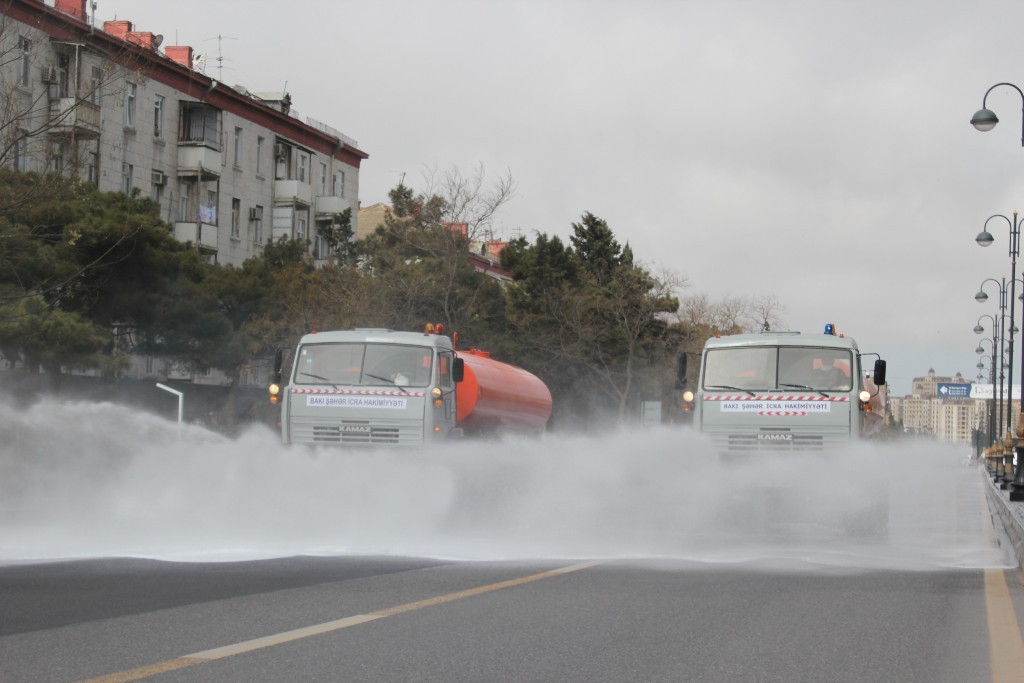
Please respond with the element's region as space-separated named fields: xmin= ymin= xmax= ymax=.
xmin=455 ymin=349 xmax=552 ymax=434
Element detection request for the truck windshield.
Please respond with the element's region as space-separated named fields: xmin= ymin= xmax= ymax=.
xmin=703 ymin=346 xmax=853 ymax=393
xmin=294 ymin=343 xmax=434 ymax=388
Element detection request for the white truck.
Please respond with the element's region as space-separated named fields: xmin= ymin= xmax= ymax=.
xmin=269 ymin=326 xmax=552 ymax=447
xmin=679 ymin=324 xmax=887 ymax=452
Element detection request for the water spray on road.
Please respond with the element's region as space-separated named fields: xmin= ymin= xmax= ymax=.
xmin=0 ymin=400 xmax=1011 ymax=571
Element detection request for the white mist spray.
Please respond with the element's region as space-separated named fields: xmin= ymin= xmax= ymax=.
xmin=0 ymin=400 xmax=1012 ymax=570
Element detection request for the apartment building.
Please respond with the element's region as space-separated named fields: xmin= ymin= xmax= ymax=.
xmin=0 ymin=0 xmax=367 ymax=267
xmin=888 ymin=369 xmax=1003 ymax=444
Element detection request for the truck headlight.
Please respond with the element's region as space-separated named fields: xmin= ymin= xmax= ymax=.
xmin=682 ymin=391 xmax=694 ymax=402
xmin=858 ymin=390 xmax=871 ymax=403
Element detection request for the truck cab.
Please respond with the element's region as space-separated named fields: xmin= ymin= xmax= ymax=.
xmin=681 ymin=326 xmax=886 ymax=452
xmin=274 ymin=328 xmax=460 ymax=446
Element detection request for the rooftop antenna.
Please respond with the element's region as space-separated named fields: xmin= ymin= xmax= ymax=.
xmin=202 ymin=34 xmax=237 ymax=81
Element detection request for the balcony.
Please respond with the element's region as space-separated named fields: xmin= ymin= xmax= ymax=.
xmin=173 ymin=221 xmax=218 ymax=252
xmin=315 ymin=195 xmax=350 ymax=217
xmin=275 ymin=179 xmax=312 ymax=206
xmin=47 ymin=98 xmax=100 ymax=138
xmin=177 ymin=146 xmax=221 ymax=179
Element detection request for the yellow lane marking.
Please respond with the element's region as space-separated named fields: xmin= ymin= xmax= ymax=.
xmin=79 ymin=657 xmax=204 ymax=683
xmin=80 ymin=560 xmax=603 ymax=682
xmin=984 ymin=569 xmax=1024 ymax=683
xmin=979 ymin=475 xmax=1024 ymax=683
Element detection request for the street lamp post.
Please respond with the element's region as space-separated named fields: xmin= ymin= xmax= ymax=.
xmin=971 ymin=83 xmax=1024 ymax=498
xmin=976 ymin=336 xmax=1004 ymax=462
xmin=975 ymin=314 xmax=1000 ymax=447
xmin=975 ymin=277 xmax=1013 ymax=442
xmin=976 ymin=340 xmax=1011 ymax=479
xmin=976 ymin=361 xmax=996 ymax=460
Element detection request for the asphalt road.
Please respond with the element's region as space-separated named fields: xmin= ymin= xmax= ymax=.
xmin=2 ymin=551 xmax=1023 ymax=682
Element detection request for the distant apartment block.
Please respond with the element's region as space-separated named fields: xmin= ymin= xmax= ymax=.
xmin=888 ymin=369 xmax=1012 ymax=445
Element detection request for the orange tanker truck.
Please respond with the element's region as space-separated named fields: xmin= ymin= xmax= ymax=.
xmin=269 ymin=325 xmax=552 ymax=446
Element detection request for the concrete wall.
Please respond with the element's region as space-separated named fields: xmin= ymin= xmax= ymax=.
xmin=984 ymin=471 xmax=1024 ymax=572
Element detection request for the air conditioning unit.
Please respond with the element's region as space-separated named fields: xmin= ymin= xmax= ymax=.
xmin=273 ymin=142 xmax=286 ymax=158
xmin=41 ymin=66 xmax=57 ymax=84
xmin=248 ymin=207 xmax=260 ymax=220
xmin=151 ymin=171 xmax=166 ymax=185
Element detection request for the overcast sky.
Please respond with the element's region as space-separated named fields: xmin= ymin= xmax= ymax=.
xmin=96 ymin=0 xmax=1024 ymax=394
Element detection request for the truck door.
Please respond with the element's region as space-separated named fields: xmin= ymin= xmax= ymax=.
xmin=437 ymin=350 xmax=457 ymax=433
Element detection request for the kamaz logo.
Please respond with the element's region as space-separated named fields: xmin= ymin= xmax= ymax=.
xmin=757 ymin=433 xmax=793 ymax=442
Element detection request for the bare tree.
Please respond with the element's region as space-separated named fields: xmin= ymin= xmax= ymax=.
xmin=418 ymin=162 xmax=516 ymax=243
xmin=677 ymin=292 xmax=784 ymax=335
xmin=363 ymin=164 xmax=517 ymax=333
xmin=748 ymin=293 xmax=785 ymax=332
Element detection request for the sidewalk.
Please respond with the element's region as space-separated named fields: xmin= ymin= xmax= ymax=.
xmin=984 ymin=469 xmax=1024 ymax=572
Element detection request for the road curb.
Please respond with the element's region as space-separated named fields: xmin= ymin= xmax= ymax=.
xmin=984 ymin=470 xmax=1024 ymax=572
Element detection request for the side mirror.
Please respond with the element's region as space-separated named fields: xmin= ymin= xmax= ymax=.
xmin=272 ymin=348 xmax=283 ymax=385
xmin=873 ymin=359 xmax=887 ymax=386
xmin=675 ymin=352 xmax=688 ymax=389
xmin=453 ymin=357 xmax=465 ymax=383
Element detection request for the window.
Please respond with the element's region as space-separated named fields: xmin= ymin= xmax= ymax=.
xmin=253 ymin=205 xmax=264 ymax=244
xmin=179 ymin=181 xmax=194 ymax=221
xmin=179 ymin=103 xmax=221 ymax=150
xmin=49 ymin=142 xmax=64 ymax=174
xmin=233 ymin=127 xmax=242 ymax=167
xmin=778 ymin=347 xmax=852 ymax=392
xmin=294 ymin=343 xmax=434 ymax=388
xmin=154 ymin=95 xmax=164 ymax=137
xmin=333 ymin=171 xmax=345 ymax=198
xmin=314 ymin=234 xmax=326 ymax=260
xmin=274 ymin=141 xmax=289 ymax=180
xmin=298 ymin=153 xmax=308 ymax=183
xmin=203 ymin=190 xmax=218 ymax=224
xmin=319 ymin=162 xmax=327 ymax=195
xmin=56 ymin=54 xmax=70 ymax=98
xmin=125 ymin=82 xmax=137 ymax=127
xmin=231 ymin=198 xmax=240 ymax=238
xmin=122 ymin=163 xmax=133 ymax=194
xmin=89 ymin=66 xmax=103 ymax=105
xmin=256 ymin=136 xmax=264 ymax=175
xmin=13 ymin=135 xmax=28 ymax=172
xmin=87 ymin=151 xmax=98 ymax=184
xmin=438 ymin=351 xmax=454 ymax=389
xmin=297 ymin=216 xmax=307 ymax=240
xmin=18 ymin=37 xmax=30 ymax=87
xmin=701 ymin=346 xmax=853 ymax=393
